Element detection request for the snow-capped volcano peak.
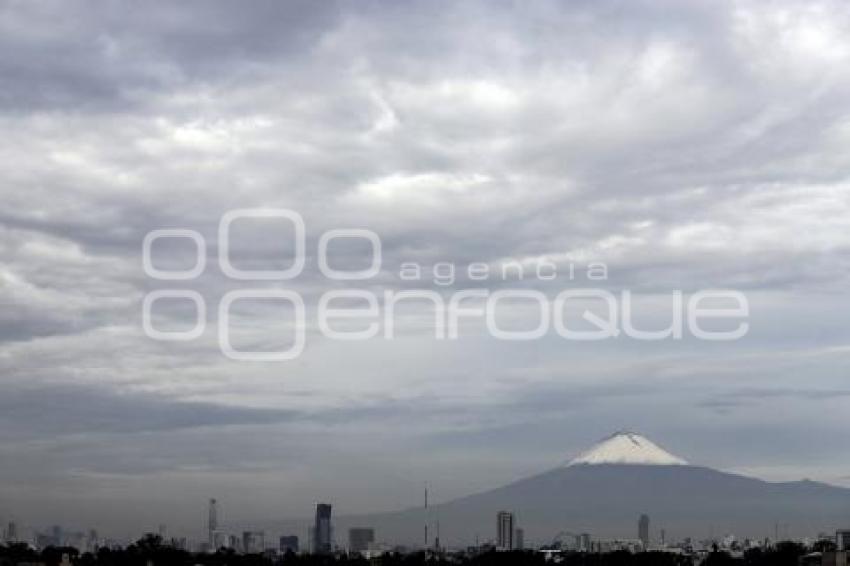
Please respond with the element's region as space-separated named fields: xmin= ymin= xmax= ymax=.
xmin=568 ymin=432 xmax=688 ymax=466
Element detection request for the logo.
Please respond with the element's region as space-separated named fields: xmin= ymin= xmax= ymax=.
xmin=143 ymin=208 xmax=750 ymax=360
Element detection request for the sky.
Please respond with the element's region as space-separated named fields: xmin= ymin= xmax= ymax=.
xmin=1 ymin=0 xmax=850 ymax=541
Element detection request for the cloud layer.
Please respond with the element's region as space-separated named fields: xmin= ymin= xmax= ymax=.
xmin=1 ymin=0 xmax=850 ymax=541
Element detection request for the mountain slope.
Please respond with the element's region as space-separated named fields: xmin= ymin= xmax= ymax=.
xmin=334 ymin=464 xmax=850 ymax=548
xmin=259 ymin=434 xmax=850 ymax=549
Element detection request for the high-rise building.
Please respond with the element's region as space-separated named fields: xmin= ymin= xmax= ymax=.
xmin=348 ymin=528 xmax=374 ymax=554
xmin=86 ymin=529 xmax=99 ymax=553
xmin=837 ymin=530 xmax=850 ymax=551
xmin=638 ymin=514 xmax=650 ymax=547
xmin=514 ymin=528 xmax=524 ymax=550
xmin=497 ymin=511 xmax=514 ymax=550
xmin=6 ymin=522 xmax=17 ymax=543
xmin=313 ymin=503 xmax=333 ymax=554
xmin=208 ymin=499 xmax=218 ymax=548
xmin=279 ymin=535 xmax=299 ymax=554
xmin=579 ymin=533 xmax=591 ymax=552
xmin=51 ymin=525 xmax=63 ymax=547
xmin=242 ymin=531 xmax=265 ymax=554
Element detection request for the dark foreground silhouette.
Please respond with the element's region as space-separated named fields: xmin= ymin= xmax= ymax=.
xmin=0 ymin=536 xmax=818 ymax=566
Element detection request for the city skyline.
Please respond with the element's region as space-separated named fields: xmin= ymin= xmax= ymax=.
xmin=2 ymin=431 xmax=848 ymax=549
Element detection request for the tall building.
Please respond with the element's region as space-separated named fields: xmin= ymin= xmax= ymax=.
xmin=279 ymin=535 xmax=299 ymax=554
xmin=497 ymin=511 xmax=514 ymax=550
xmin=837 ymin=530 xmax=850 ymax=551
xmin=51 ymin=525 xmax=63 ymax=547
xmin=6 ymin=522 xmax=17 ymax=543
xmin=313 ymin=503 xmax=333 ymax=554
xmin=86 ymin=529 xmax=99 ymax=553
xmin=638 ymin=514 xmax=650 ymax=547
xmin=514 ymin=528 xmax=524 ymax=550
xmin=208 ymin=499 xmax=218 ymax=548
xmin=242 ymin=531 xmax=265 ymax=554
xmin=348 ymin=528 xmax=375 ymax=554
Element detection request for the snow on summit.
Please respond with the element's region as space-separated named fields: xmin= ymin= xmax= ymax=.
xmin=568 ymin=432 xmax=688 ymax=466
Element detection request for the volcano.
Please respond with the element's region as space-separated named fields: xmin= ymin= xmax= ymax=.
xmin=269 ymin=433 xmax=850 ymax=548
xmin=567 ymin=431 xmax=688 ymax=466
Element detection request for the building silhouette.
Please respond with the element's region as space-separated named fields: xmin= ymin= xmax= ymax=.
xmin=313 ymin=503 xmax=333 ymax=554
xmin=242 ymin=531 xmax=265 ymax=554
xmin=208 ymin=499 xmax=218 ymax=548
xmin=279 ymin=535 xmax=299 ymax=554
xmin=52 ymin=525 xmax=62 ymax=546
xmin=86 ymin=529 xmax=99 ymax=553
xmin=497 ymin=511 xmax=514 ymax=550
xmin=638 ymin=514 xmax=650 ymax=547
xmin=837 ymin=530 xmax=850 ymax=551
xmin=348 ymin=528 xmax=374 ymax=554
xmin=515 ymin=528 xmax=524 ymax=550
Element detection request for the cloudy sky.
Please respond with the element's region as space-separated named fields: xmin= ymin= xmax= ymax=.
xmin=2 ymin=0 xmax=850 ymax=540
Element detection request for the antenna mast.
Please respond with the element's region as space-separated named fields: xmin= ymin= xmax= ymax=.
xmin=424 ymin=483 xmax=429 ymax=549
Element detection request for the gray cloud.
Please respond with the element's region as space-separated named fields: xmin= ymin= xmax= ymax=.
xmin=1 ymin=0 xmax=850 ymax=540
xmin=0 ymin=382 xmax=298 ymax=439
